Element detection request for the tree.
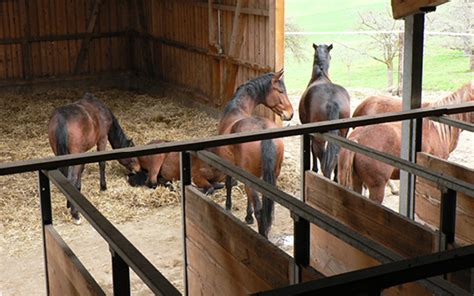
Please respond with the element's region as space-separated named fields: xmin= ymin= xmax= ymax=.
xmin=426 ymin=0 xmax=473 ymax=70
xmin=356 ymin=9 xmax=404 ymax=92
xmin=285 ymin=18 xmax=309 ymax=63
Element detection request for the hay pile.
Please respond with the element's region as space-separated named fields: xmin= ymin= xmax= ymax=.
xmin=0 ymin=88 xmax=300 ymax=256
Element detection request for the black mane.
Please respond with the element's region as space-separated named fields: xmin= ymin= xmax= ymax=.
xmin=108 ymin=112 xmax=132 ymax=149
xmin=223 ymin=73 xmax=276 ymax=115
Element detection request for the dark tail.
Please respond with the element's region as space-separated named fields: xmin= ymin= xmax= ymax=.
xmin=261 ymin=139 xmax=276 ymax=237
xmin=321 ymin=102 xmax=340 ymax=179
xmin=55 ymin=114 xmax=69 ymax=177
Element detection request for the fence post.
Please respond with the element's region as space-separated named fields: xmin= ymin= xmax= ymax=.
xmin=180 ymin=151 xmax=192 ymax=296
xmin=439 ymin=187 xmax=457 ymax=250
xmin=111 ymin=249 xmax=130 ymax=295
xmin=39 ymin=170 xmax=52 ymax=296
xmin=293 ymin=215 xmax=310 ymax=284
xmin=301 ymin=134 xmax=311 ymax=202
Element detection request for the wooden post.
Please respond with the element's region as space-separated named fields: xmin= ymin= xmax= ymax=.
xmin=19 ymin=0 xmax=32 ymax=80
xmin=180 ymin=151 xmax=192 ymax=296
xmin=136 ymin=0 xmax=155 ymax=76
xmin=399 ymin=13 xmax=425 ymax=219
xmin=74 ymin=0 xmax=103 ymax=74
xmin=208 ymin=0 xmax=223 ymax=106
xmin=222 ymin=0 xmax=249 ymax=100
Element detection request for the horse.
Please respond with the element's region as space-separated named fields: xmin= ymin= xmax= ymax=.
xmin=339 ymin=82 xmax=473 ymax=203
xmin=128 ymin=139 xmax=225 ymax=194
xmin=217 ymin=69 xmax=294 ymax=238
xmin=48 ymin=93 xmax=141 ymax=224
xmin=298 ymin=43 xmax=351 ymax=180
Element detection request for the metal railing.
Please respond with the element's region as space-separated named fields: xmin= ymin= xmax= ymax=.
xmin=1 ymin=102 xmax=473 ymax=295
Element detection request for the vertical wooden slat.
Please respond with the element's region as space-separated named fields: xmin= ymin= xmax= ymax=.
xmin=0 ymin=2 xmax=6 ymax=79
xmin=42 ymin=0 xmax=52 ymax=75
xmin=49 ymin=0 xmax=58 ymax=75
xmin=57 ymin=0 xmax=70 ymax=74
xmin=5 ymin=0 xmax=15 ymax=78
xmin=75 ymin=0 xmax=103 ymax=74
xmin=66 ymin=0 xmax=77 ymax=75
xmin=29 ymin=0 xmax=40 ymax=76
xmin=109 ymin=0 xmax=118 ymax=71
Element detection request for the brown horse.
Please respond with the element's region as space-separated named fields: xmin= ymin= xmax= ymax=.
xmin=128 ymin=139 xmax=225 ymax=194
xmin=217 ymin=69 xmax=293 ymax=238
xmin=339 ymin=82 xmax=473 ymax=203
xmin=48 ymin=93 xmax=140 ymax=224
xmin=299 ymin=44 xmax=351 ymax=180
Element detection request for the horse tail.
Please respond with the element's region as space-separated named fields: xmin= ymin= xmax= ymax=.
xmin=338 ymin=147 xmax=355 ymax=189
xmin=321 ymin=102 xmax=341 ymax=178
xmin=55 ymin=113 xmax=69 ymax=177
xmin=261 ymin=139 xmax=276 ymax=237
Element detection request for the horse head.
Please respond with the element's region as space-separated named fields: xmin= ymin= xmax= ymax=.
xmin=118 ymin=137 xmax=141 ymax=174
xmin=265 ymin=69 xmax=294 ymax=121
xmin=311 ymin=43 xmax=332 ymax=82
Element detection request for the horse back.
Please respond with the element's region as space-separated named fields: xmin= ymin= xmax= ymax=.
xmin=299 ymin=82 xmax=350 ymax=124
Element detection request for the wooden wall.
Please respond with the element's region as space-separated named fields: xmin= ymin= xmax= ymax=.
xmin=184 ymin=186 xmax=322 ymax=295
xmin=0 ymin=0 xmax=285 ymax=113
xmin=0 ymin=0 xmax=132 ymax=82
xmin=305 ymin=172 xmax=437 ymax=295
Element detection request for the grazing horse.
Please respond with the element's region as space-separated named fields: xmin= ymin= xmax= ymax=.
xmin=299 ymin=43 xmax=351 ymax=180
xmin=128 ymin=139 xmax=225 ymax=194
xmin=48 ymin=93 xmax=140 ymax=224
xmin=218 ymin=69 xmax=294 ymax=238
xmin=339 ymin=82 xmax=473 ymax=203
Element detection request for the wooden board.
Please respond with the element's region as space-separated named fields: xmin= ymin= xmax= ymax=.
xmin=45 ymin=225 xmax=104 ymax=296
xmin=416 ymin=152 xmax=474 ymax=244
xmin=391 ymin=0 xmax=449 ymax=19
xmin=185 ymin=186 xmax=323 ymax=295
xmin=305 ymin=172 xmax=435 ymax=295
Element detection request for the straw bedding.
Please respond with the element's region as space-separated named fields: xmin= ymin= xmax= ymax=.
xmin=0 ymin=88 xmax=300 ymax=256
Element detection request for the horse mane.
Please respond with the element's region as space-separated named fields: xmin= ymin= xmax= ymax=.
xmin=108 ymin=112 xmax=132 ymax=149
xmin=223 ymin=73 xmax=275 ymax=115
xmin=426 ymin=82 xmax=473 ymax=153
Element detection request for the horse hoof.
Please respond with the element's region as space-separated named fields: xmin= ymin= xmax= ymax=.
xmin=72 ymin=216 xmax=82 ymax=225
xmin=225 ymin=205 xmax=232 ymax=212
xmin=100 ymin=185 xmax=107 ymax=191
xmin=245 ymin=216 xmax=254 ymax=224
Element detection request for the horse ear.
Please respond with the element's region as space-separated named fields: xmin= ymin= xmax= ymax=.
xmin=274 ymin=68 xmax=284 ymax=80
xmin=328 ymin=44 xmax=333 ymax=51
xmin=313 ymin=43 xmax=318 ymax=50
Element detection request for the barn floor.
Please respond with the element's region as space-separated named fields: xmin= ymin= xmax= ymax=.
xmin=1 ymin=87 xmax=472 ymax=295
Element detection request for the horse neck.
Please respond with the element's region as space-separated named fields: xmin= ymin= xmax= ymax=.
xmin=431 ymin=83 xmax=473 ymax=123
xmin=108 ymin=113 xmax=130 ymax=149
xmin=309 ymin=67 xmax=330 ymax=85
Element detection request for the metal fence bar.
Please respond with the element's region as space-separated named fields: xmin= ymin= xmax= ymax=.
xmin=194 ymin=150 xmax=465 ymax=295
xmin=320 ymin=133 xmax=474 ymax=197
xmin=38 ymin=170 xmax=52 ymax=296
xmin=111 ymin=249 xmax=131 ymax=296
xmin=43 ymin=169 xmax=180 ymax=296
xmin=429 ymin=116 xmax=474 ymax=132
xmin=1 ymin=104 xmax=473 ymax=176
xmin=180 ymin=151 xmax=191 ymax=296
xmin=253 ymin=245 xmax=474 ymax=296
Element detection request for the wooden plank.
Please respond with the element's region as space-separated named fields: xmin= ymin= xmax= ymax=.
xmin=45 ymin=225 xmax=105 ymax=296
xmin=66 ymin=0 xmax=77 ymax=75
xmin=19 ymin=0 xmax=32 ymax=79
xmin=136 ymin=0 xmax=154 ymax=75
xmin=416 ymin=152 xmax=474 ymax=244
xmin=56 ymin=0 xmax=69 ymax=74
xmin=74 ymin=0 xmax=103 ymax=74
xmin=0 ymin=0 xmax=6 ymax=79
xmin=223 ymin=0 xmax=249 ymax=99
xmin=185 ymin=186 xmax=291 ymax=289
xmin=391 ymin=0 xmax=449 ymax=19
xmin=306 ymin=171 xmax=438 ymax=257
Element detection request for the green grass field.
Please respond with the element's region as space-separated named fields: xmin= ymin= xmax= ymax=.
xmin=284 ymin=0 xmax=472 ymax=93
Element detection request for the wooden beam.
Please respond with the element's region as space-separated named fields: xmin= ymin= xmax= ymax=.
xmin=223 ymin=0 xmax=249 ymax=100
xmin=136 ymin=0 xmax=154 ymax=76
xmin=208 ymin=0 xmax=223 ymax=105
xmin=172 ymin=0 xmax=269 ymax=16
xmin=19 ymin=0 xmax=32 ymax=79
xmin=74 ymin=0 xmax=104 ymax=74
xmin=391 ymin=0 xmax=449 ymax=19
xmin=0 ymin=31 xmax=126 ymax=45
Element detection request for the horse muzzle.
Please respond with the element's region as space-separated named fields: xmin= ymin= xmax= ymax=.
xmin=281 ymin=111 xmax=294 ymax=122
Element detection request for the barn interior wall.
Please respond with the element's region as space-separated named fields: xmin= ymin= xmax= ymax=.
xmin=0 ymin=0 xmax=283 ymax=112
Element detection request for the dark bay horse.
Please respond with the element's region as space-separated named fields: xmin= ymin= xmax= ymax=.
xmin=339 ymin=82 xmax=473 ymax=203
xmin=217 ymin=69 xmax=294 ymax=238
xmin=48 ymin=93 xmax=140 ymax=224
xmin=299 ymin=44 xmax=351 ymax=180
xmin=128 ymin=139 xmax=225 ymax=194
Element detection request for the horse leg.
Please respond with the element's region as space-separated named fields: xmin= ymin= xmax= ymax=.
xmin=225 ymin=176 xmax=233 ymax=211
xmin=368 ymin=184 xmax=386 ymax=204
xmin=68 ymin=164 xmax=84 ymax=225
xmin=97 ymin=138 xmax=108 ymax=191
xmin=245 ymin=186 xmax=260 ymax=225
xmin=311 ymin=138 xmax=325 ymax=174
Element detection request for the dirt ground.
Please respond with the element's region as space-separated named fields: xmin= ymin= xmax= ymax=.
xmin=1 ymin=87 xmax=472 ymax=295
